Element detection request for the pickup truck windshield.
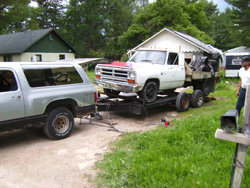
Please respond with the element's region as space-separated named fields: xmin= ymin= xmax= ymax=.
xmin=128 ymin=50 xmax=167 ymax=65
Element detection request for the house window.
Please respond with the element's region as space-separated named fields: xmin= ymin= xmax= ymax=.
xmin=31 ymin=55 xmax=42 ymax=62
xmin=232 ymin=59 xmax=242 ymax=65
xmin=36 ymin=55 xmax=42 ymax=62
xmin=4 ymin=55 xmax=13 ymax=62
xmin=59 ymin=54 xmax=65 ymax=60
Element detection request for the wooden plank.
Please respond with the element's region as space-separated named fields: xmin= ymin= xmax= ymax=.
xmin=231 ymin=85 xmax=250 ymax=188
xmin=215 ymin=129 xmax=250 ymax=146
xmin=232 ymin=144 xmax=248 ymax=188
xmin=192 ymin=71 xmax=211 ymax=80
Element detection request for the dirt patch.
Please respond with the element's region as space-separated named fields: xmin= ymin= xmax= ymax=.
xmin=0 ymin=106 xmax=179 ymax=188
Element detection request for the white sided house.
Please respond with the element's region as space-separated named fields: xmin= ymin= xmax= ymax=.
xmin=0 ymin=28 xmax=77 ymax=62
xmin=224 ymin=46 xmax=250 ymax=77
xmin=128 ymin=28 xmax=223 ymax=65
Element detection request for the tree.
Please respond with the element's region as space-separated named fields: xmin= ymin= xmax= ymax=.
xmin=200 ymin=0 xmax=219 ymax=41
xmin=225 ymin=0 xmax=250 ymax=48
xmin=36 ymin=0 xmax=65 ymax=29
xmin=63 ymin=0 xmax=106 ymax=54
xmin=185 ymin=1 xmax=210 ymax=31
xmin=213 ymin=8 xmax=242 ymax=51
xmin=62 ymin=0 xmax=147 ymax=58
xmin=0 ymin=0 xmax=30 ymax=33
xmin=105 ymin=0 xmax=147 ymax=59
xmin=25 ymin=6 xmax=44 ymax=31
xmin=118 ymin=0 xmax=214 ymax=52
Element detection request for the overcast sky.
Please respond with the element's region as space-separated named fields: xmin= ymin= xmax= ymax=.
xmin=209 ymin=0 xmax=231 ymax=12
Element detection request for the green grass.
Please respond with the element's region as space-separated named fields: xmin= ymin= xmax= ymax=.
xmin=86 ymin=69 xmax=95 ymax=83
xmin=94 ymin=75 xmax=250 ymax=188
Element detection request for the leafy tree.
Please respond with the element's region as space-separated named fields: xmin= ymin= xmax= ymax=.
xmin=225 ymin=0 xmax=250 ymax=48
xmin=63 ymin=0 xmax=106 ymax=54
xmin=105 ymin=0 xmax=146 ymax=60
xmin=213 ymin=8 xmax=242 ymax=51
xmin=185 ymin=1 xmax=210 ymax=31
xmin=36 ymin=0 xmax=65 ymax=29
xmin=0 ymin=0 xmax=30 ymax=33
xmin=118 ymin=0 xmax=214 ymax=52
xmin=25 ymin=6 xmax=44 ymax=31
xmin=200 ymin=0 xmax=219 ymax=41
xmin=62 ymin=0 xmax=147 ymax=58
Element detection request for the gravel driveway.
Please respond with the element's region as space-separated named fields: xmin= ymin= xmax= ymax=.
xmin=0 ymin=106 xmax=179 ymax=188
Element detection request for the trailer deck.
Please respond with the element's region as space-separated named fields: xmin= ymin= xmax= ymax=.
xmin=97 ymin=92 xmax=179 ymax=115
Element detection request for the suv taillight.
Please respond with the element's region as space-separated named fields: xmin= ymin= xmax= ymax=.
xmin=94 ymin=92 xmax=98 ymax=103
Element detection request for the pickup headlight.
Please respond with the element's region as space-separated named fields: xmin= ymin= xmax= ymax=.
xmin=96 ymin=68 xmax=101 ymax=74
xmin=128 ymin=72 xmax=135 ymax=79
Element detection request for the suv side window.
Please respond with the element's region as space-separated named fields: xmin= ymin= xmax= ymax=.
xmin=0 ymin=70 xmax=18 ymax=92
xmin=23 ymin=66 xmax=83 ymax=88
xmin=167 ymin=53 xmax=179 ymax=65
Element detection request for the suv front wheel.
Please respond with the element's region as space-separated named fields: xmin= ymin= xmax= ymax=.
xmin=43 ymin=107 xmax=74 ymax=140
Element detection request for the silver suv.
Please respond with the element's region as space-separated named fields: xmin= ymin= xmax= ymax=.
xmin=0 ymin=61 xmax=96 ymax=139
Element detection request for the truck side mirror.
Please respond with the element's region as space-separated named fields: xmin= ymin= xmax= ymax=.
xmin=220 ymin=110 xmax=238 ymax=131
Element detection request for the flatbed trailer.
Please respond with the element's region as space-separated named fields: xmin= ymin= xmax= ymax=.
xmin=96 ymin=89 xmax=205 ymax=115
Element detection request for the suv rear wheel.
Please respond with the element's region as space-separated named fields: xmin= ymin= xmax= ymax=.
xmin=43 ymin=107 xmax=74 ymax=140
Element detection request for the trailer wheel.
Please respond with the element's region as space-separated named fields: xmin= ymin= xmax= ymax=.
xmin=176 ymin=92 xmax=190 ymax=112
xmin=138 ymin=81 xmax=158 ymax=103
xmin=43 ymin=107 xmax=74 ymax=140
xmin=191 ymin=89 xmax=204 ymax=108
xmin=104 ymin=89 xmax=120 ymax=97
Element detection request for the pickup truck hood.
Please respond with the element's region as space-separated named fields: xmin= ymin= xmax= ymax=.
xmin=126 ymin=62 xmax=158 ymax=69
xmin=103 ymin=61 xmax=162 ymax=70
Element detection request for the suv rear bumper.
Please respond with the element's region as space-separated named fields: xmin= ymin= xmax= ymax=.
xmin=75 ymin=105 xmax=95 ymax=117
xmin=94 ymin=79 xmax=140 ymax=93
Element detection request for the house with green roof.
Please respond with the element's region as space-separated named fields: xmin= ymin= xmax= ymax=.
xmin=0 ymin=28 xmax=78 ymax=62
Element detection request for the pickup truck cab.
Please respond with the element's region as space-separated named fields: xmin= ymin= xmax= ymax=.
xmin=0 ymin=61 xmax=96 ymax=139
xmin=94 ymin=48 xmax=219 ymax=103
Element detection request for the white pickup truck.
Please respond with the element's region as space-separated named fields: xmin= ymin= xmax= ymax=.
xmin=94 ymin=48 xmax=220 ymax=103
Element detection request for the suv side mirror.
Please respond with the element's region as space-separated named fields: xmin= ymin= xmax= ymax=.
xmin=221 ymin=110 xmax=238 ymax=131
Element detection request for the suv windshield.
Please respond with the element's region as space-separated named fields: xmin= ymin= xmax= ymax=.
xmin=128 ymin=50 xmax=167 ymax=65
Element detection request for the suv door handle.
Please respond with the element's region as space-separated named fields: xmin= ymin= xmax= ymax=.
xmin=12 ymin=95 xmax=21 ymax=99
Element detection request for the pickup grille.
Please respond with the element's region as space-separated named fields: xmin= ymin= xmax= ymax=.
xmin=98 ymin=66 xmax=130 ymax=84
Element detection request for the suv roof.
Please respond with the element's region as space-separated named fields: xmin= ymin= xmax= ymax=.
xmin=0 ymin=61 xmax=73 ymax=66
xmin=0 ymin=58 xmax=112 ymax=68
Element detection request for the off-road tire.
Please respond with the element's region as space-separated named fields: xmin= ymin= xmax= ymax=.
xmin=191 ymin=89 xmax=204 ymax=108
xmin=176 ymin=92 xmax=190 ymax=112
xmin=138 ymin=81 xmax=158 ymax=103
xmin=43 ymin=107 xmax=74 ymax=140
